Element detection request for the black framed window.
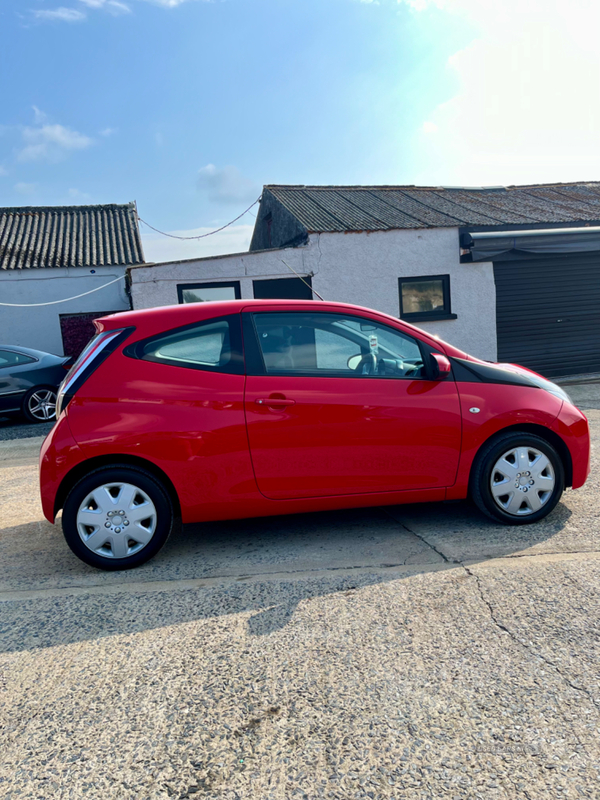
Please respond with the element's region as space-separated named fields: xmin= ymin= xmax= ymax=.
xmin=247 ymin=311 xmax=428 ymax=379
xmin=177 ymin=281 xmax=241 ymax=304
xmin=0 ymin=350 xmax=36 ymax=368
xmin=125 ymin=314 xmax=244 ymax=374
xmin=398 ymin=274 xmax=457 ymax=321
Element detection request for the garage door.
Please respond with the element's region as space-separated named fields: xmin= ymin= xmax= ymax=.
xmin=494 ymin=253 xmax=600 ymax=378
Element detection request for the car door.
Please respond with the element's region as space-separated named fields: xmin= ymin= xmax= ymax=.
xmin=243 ymin=308 xmax=462 ymax=500
xmin=0 ymin=349 xmax=36 ymax=412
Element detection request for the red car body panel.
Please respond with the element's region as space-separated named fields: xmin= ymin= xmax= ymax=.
xmin=245 ymin=375 xmax=461 ymax=499
xmin=552 ymin=401 xmax=591 ymax=489
xmin=445 ymin=383 xmax=564 ymax=500
xmin=39 ymin=299 xmax=590 ymax=525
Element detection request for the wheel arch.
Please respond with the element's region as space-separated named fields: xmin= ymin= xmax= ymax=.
xmin=469 ymin=423 xmax=573 ymax=491
xmin=54 ymin=454 xmax=182 ymax=519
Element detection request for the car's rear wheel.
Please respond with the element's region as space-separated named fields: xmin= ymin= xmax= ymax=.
xmin=62 ymin=465 xmax=174 ymax=570
xmin=22 ymin=386 xmax=57 ymax=422
xmin=471 ymin=432 xmax=564 ymax=524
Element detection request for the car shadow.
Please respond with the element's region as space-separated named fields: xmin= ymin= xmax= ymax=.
xmin=0 ymin=415 xmax=54 ymax=441
xmin=0 ymin=498 xmax=576 ymax=654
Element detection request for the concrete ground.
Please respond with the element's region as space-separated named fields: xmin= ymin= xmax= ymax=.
xmin=0 ymin=383 xmax=598 ymax=799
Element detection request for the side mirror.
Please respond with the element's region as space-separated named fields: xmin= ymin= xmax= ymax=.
xmin=347 ymin=354 xmax=362 ymax=370
xmin=430 ymin=353 xmax=452 ymax=380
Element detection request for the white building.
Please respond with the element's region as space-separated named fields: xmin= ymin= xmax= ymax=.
xmin=0 ymin=203 xmax=144 ymax=356
xmin=130 ymin=183 xmax=600 ymax=378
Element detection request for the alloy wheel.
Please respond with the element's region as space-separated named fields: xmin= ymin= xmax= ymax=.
xmin=27 ymin=389 xmax=57 ymax=421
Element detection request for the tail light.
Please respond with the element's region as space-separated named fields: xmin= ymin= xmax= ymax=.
xmin=56 ymin=327 xmax=133 ymax=416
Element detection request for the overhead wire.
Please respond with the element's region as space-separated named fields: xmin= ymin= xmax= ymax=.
xmin=137 ymin=197 xmax=261 ymax=240
xmin=0 ymin=199 xmax=325 ymax=307
xmin=280 ymin=259 xmax=325 ymax=301
xmin=0 ymin=275 xmax=126 ymax=307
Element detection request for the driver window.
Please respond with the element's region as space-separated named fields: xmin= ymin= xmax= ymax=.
xmin=252 ymin=312 xmax=425 ymax=378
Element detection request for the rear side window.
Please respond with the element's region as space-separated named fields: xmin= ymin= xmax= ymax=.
xmin=129 ymin=315 xmax=244 ymax=374
xmin=0 ymin=350 xmax=36 ymax=367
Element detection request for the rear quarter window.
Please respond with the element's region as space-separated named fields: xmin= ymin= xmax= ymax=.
xmin=0 ymin=350 xmax=36 ymax=368
xmin=127 ymin=315 xmax=244 ymax=374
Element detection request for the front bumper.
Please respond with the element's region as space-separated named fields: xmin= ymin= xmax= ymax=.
xmin=552 ymin=402 xmax=590 ymax=489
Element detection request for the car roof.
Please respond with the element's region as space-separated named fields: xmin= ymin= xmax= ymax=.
xmin=96 ymin=298 xmax=427 ymax=335
xmin=94 ymin=299 xmax=465 ymax=356
xmin=0 ymin=344 xmax=62 ymax=359
xmin=95 ymin=299 xmax=451 ymax=350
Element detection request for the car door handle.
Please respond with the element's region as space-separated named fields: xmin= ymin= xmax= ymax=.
xmin=255 ymin=398 xmax=296 ymax=407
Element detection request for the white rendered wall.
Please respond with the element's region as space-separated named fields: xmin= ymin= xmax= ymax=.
xmin=311 ymin=229 xmax=497 ymax=360
xmin=130 ymin=228 xmax=497 ymax=361
xmin=129 ymin=246 xmax=313 ymax=308
xmin=0 ymin=265 xmax=130 ymax=355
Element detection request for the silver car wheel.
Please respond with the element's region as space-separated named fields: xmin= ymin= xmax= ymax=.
xmin=490 ymin=446 xmax=556 ymax=516
xmin=28 ymin=389 xmax=57 ymax=421
xmin=76 ymin=482 xmax=157 ymax=559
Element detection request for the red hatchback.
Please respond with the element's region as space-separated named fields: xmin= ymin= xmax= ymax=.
xmin=40 ymin=300 xmax=590 ymax=570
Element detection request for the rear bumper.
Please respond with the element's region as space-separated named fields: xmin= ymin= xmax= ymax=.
xmin=39 ymin=415 xmax=83 ymax=523
xmin=552 ymin=402 xmax=590 ymax=489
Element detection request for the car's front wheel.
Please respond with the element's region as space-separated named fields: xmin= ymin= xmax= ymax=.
xmin=62 ymin=465 xmax=174 ymax=570
xmin=471 ymin=432 xmax=564 ymax=524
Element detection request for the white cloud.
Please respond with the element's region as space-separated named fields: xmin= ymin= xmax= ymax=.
xmin=197 ymin=164 xmax=259 ymax=205
xmin=32 ymin=106 xmax=47 ymax=124
xmin=18 ymin=123 xmax=94 ymax=162
xmin=138 ymin=0 xmax=201 ymax=6
xmin=33 ymin=0 xmax=207 ymax=23
xmin=107 ymin=1 xmax=131 ymax=13
xmin=100 ymin=127 xmax=117 ymax=137
xmin=141 ymin=224 xmax=254 ymax=263
xmin=33 ymin=7 xmax=87 ymax=22
xmin=78 ymin=0 xmax=132 ymax=14
xmin=0 ymin=166 xmax=8 ymax=177
xmin=15 ymin=182 xmax=37 ymax=195
xmin=68 ymin=188 xmax=93 ymax=201
xmin=403 ymin=0 xmax=600 ymax=185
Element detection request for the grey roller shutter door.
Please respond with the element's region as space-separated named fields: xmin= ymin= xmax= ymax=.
xmin=494 ymin=253 xmax=600 ymax=378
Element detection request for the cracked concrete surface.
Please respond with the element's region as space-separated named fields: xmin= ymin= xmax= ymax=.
xmin=0 ymin=392 xmax=598 ymax=799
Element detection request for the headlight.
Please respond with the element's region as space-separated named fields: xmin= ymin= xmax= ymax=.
xmin=543 ymin=384 xmax=573 ymax=404
xmin=527 ymin=375 xmax=573 ymax=404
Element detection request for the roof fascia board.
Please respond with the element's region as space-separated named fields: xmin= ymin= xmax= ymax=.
xmin=460 ymin=220 xmax=600 ymax=234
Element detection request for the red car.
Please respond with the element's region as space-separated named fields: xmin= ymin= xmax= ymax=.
xmin=40 ymin=300 xmax=590 ymax=570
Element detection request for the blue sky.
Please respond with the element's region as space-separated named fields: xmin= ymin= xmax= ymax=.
xmin=1 ymin=0 xmax=599 ymax=261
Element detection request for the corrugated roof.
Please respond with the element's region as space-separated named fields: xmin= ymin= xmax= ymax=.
xmin=265 ymin=182 xmax=600 ymax=232
xmin=0 ymin=202 xmax=144 ymax=270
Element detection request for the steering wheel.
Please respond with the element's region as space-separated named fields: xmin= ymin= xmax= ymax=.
xmin=353 ymin=353 xmax=377 ymax=374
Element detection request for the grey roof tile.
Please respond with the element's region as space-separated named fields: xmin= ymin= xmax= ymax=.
xmin=265 ymin=182 xmax=600 ymax=232
xmin=0 ymin=202 xmax=144 ymax=270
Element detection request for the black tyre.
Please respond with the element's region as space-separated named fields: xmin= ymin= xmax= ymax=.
xmin=22 ymin=386 xmax=57 ymax=423
xmin=62 ymin=465 xmax=174 ymax=570
xmin=471 ymin=432 xmax=564 ymax=524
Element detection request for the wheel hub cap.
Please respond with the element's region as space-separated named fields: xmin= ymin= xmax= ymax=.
xmin=490 ymin=446 xmax=555 ymax=516
xmin=76 ymin=482 xmax=157 ymax=559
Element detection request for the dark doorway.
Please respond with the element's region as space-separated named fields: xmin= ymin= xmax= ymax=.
xmin=252 ymin=276 xmax=313 ymax=300
xmin=59 ymin=312 xmax=116 ymax=358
